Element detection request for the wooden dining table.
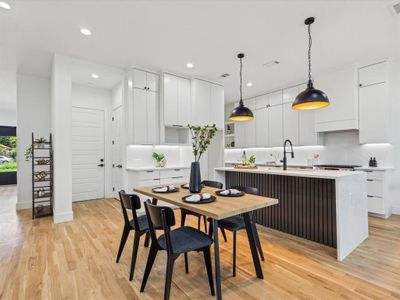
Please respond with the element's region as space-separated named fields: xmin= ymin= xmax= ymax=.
xmin=134 ymin=183 xmax=278 ymax=300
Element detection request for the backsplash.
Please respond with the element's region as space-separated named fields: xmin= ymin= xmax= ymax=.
xmin=225 ymin=131 xmax=395 ymax=168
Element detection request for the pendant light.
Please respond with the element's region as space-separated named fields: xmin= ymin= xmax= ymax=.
xmin=292 ymin=17 xmax=330 ymax=110
xmin=229 ymin=53 xmax=254 ymax=121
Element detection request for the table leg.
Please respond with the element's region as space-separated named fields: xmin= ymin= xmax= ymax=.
xmin=243 ymin=212 xmax=263 ymax=279
xmin=213 ymin=219 xmax=222 ymax=300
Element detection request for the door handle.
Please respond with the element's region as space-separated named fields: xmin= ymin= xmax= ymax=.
xmin=116 ymin=165 xmax=122 ymax=168
xmin=97 ymin=164 xmax=104 ymax=167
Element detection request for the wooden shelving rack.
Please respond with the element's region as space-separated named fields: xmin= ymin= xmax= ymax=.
xmin=31 ymin=133 xmax=53 ymax=219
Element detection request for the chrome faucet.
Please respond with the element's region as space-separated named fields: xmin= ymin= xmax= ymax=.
xmin=281 ymin=139 xmax=294 ymax=170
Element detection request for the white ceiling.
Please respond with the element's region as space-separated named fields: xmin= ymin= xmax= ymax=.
xmin=1 ymin=0 xmax=400 ymax=101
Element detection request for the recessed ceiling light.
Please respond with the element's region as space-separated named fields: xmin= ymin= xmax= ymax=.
xmin=0 ymin=1 xmax=11 ymax=9
xmin=186 ymin=62 xmax=194 ymax=68
xmin=247 ymin=82 xmax=253 ymax=87
xmin=80 ymin=28 xmax=92 ymax=36
xmin=91 ymin=73 xmax=99 ymax=79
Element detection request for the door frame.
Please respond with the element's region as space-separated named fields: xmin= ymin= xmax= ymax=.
xmin=111 ymin=105 xmax=124 ymax=198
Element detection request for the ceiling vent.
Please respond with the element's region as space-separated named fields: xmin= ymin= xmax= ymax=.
xmin=390 ymin=2 xmax=400 ymax=15
xmin=220 ymin=73 xmax=230 ymax=78
xmin=263 ymin=60 xmax=280 ymax=68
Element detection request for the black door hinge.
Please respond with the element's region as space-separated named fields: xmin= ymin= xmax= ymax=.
xmin=112 ymin=116 xmax=114 ymax=121
xmin=112 ymin=140 xmax=115 ymax=145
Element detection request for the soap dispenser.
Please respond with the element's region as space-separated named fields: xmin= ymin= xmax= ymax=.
xmin=368 ymin=157 xmax=373 ymax=167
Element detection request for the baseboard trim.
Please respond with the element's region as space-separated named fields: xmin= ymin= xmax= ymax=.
xmin=53 ymin=211 xmax=74 ymax=223
xmin=16 ymin=201 xmax=31 ymax=210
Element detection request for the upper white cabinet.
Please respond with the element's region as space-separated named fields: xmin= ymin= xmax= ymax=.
xmin=255 ymin=95 xmax=269 ymax=147
xmin=163 ymin=73 xmax=191 ymax=127
xmin=244 ymin=98 xmax=256 ymax=147
xmin=133 ymin=69 xmax=159 ymax=92
xmin=315 ymin=66 xmax=358 ymax=132
xmin=131 ymin=69 xmax=159 ymax=144
xmin=268 ymin=91 xmax=283 ymax=147
xmin=283 ymin=87 xmax=299 ymax=145
xmin=191 ymin=79 xmax=224 ymax=129
xmin=359 ymin=61 xmax=388 ymax=87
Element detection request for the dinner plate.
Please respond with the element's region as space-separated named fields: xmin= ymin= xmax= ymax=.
xmin=180 ymin=183 xmax=204 ymax=190
xmin=152 ymin=187 xmax=179 ymax=193
xmin=215 ymin=190 xmax=245 ymax=197
xmin=182 ymin=195 xmax=216 ymax=204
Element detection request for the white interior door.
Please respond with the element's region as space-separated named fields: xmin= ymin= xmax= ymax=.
xmin=72 ymin=107 xmax=105 ymax=201
xmin=111 ymin=106 xmax=123 ymax=198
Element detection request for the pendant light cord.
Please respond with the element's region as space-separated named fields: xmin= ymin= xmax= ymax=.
xmin=239 ymin=56 xmax=243 ymax=104
xmin=308 ymin=23 xmax=312 ymax=82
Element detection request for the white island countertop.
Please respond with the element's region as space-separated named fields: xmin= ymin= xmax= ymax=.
xmin=214 ymin=166 xmax=365 ymax=179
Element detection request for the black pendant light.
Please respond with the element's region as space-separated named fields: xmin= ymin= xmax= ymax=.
xmin=292 ymin=17 xmax=329 ymax=110
xmin=229 ymin=53 xmax=254 ymax=121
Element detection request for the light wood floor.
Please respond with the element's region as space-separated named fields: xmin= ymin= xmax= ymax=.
xmin=1 ymin=185 xmax=399 ymax=299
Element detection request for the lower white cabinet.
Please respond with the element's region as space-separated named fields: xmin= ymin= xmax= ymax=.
xmin=362 ymin=169 xmax=391 ymax=217
xmin=128 ymin=167 xmax=190 ymax=211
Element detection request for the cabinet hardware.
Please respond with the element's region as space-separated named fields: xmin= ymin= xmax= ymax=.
xmin=367 ymin=195 xmax=373 ymax=197
xmin=174 ymin=169 xmax=180 ymax=171
xmin=116 ymin=165 xmax=122 ymax=168
xmin=367 ymin=179 xmax=374 ymax=181
xmin=172 ymin=176 xmax=183 ymax=179
xmin=146 ymin=170 xmax=154 ymax=173
xmin=97 ymin=164 xmax=104 ymax=167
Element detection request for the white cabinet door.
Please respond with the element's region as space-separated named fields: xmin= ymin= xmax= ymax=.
xmin=282 ymin=86 xmax=298 ymax=104
xmin=268 ymin=105 xmax=283 ymax=147
xmin=359 ymin=61 xmax=388 ymax=87
xmin=178 ymin=77 xmax=191 ymax=126
xmin=255 ymin=94 xmax=268 ymax=109
xmin=133 ymin=88 xmax=147 ymax=144
xmin=163 ymin=74 xmax=178 ymax=126
xmin=244 ymin=98 xmax=256 ymax=147
xmin=133 ymin=69 xmax=147 ymax=90
xmin=283 ymin=102 xmax=299 ymax=145
xmin=210 ymin=84 xmax=224 ymax=129
xmin=269 ymin=90 xmax=283 ymax=106
xmin=191 ymin=79 xmax=210 ymax=126
xmin=234 ymin=109 xmax=246 ymax=148
xmin=359 ymin=82 xmax=389 ymax=143
xmin=147 ymin=72 xmax=159 ymax=92
xmin=299 ymin=110 xmax=318 ymax=145
xmin=255 ymin=107 xmax=268 ymax=147
xmin=315 ymin=66 xmax=358 ymax=132
xmin=147 ymin=91 xmax=159 ymax=144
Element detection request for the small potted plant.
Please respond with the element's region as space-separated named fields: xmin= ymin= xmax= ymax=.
xmin=188 ymin=124 xmax=217 ymax=193
xmin=248 ymin=154 xmax=256 ymax=167
xmin=152 ymin=152 xmax=166 ymax=168
xmin=35 ymin=137 xmax=47 ymax=149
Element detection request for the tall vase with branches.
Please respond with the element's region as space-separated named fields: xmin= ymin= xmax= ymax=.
xmin=188 ymin=124 xmax=217 ymax=193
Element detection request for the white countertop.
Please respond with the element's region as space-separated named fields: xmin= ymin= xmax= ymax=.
xmin=126 ymin=165 xmax=190 ymax=172
xmin=215 ymin=166 xmax=365 ymax=179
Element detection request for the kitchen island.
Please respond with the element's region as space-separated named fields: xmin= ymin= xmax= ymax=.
xmin=214 ymin=167 xmax=368 ymax=261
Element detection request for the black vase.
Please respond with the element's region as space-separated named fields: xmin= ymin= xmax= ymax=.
xmin=189 ymin=161 xmax=202 ymax=193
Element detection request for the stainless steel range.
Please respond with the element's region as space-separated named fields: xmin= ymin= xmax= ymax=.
xmin=314 ymin=164 xmax=362 ymax=171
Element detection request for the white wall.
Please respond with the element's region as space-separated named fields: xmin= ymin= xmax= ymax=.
xmin=0 ymin=70 xmax=17 ymax=126
xmin=16 ymin=74 xmax=51 ymax=209
xmin=51 ymin=54 xmax=73 ymax=223
xmin=71 ymin=83 xmax=113 ymax=197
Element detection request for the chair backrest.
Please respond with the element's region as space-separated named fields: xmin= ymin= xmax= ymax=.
xmin=230 ymin=185 xmax=259 ymax=196
xmin=202 ymin=180 xmax=223 ymax=189
xmin=119 ymin=190 xmax=142 ymax=229
xmin=144 ymin=200 xmax=176 ymax=253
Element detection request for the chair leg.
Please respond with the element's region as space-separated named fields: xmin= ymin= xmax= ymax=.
xmin=116 ymin=226 xmax=130 ymax=263
xmin=164 ymin=255 xmax=177 ymax=300
xmin=140 ymin=244 xmax=158 ymax=292
xmin=220 ymin=228 xmax=228 ymax=242
xmin=203 ymin=216 xmax=208 ymax=233
xmin=197 ymin=216 xmax=201 ymax=231
xmin=233 ymin=231 xmax=237 ymax=277
xmin=180 ymin=210 xmax=187 ymax=227
xmin=129 ymin=231 xmax=141 ymax=281
xmin=253 ymin=223 xmax=265 ymax=261
xmin=208 ymin=220 xmax=213 ymax=238
xmin=144 ymin=231 xmax=150 ymax=248
xmin=203 ymin=247 xmax=215 ymax=296
xmin=184 ymin=252 xmax=189 ymax=274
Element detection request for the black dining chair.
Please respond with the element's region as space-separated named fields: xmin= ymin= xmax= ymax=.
xmin=208 ymin=185 xmax=265 ymax=277
xmin=140 ymin=200 xmax=215 ymax=300
xmin=116 ymin=190 xmax=150 ymax=281
xmin=180 ymin=180 xmax=225 ymax=237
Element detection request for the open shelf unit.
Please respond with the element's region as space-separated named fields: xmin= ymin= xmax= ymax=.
xmin=224 ymin=121 xmax=235 ymax=148
xmin=31 ymin=133 xmax=53 ymax=219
